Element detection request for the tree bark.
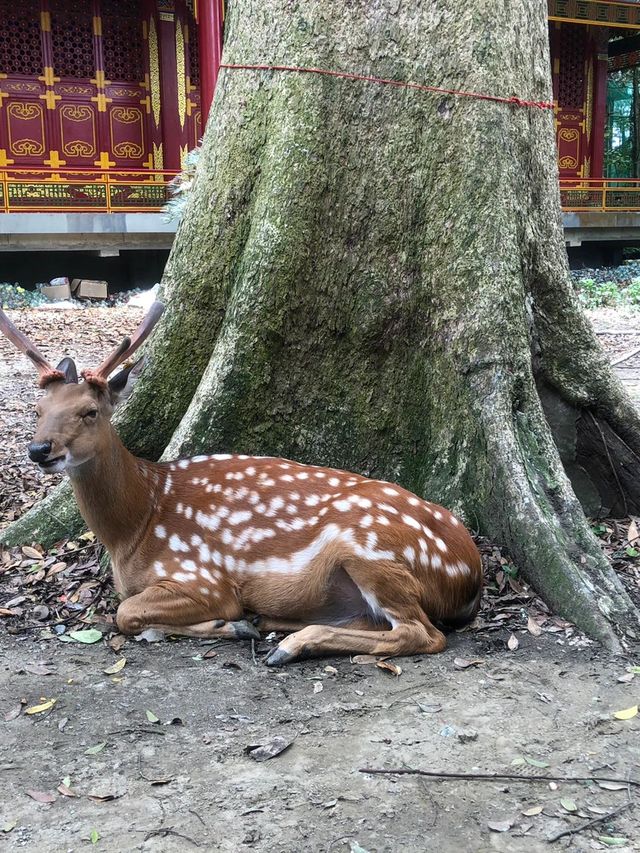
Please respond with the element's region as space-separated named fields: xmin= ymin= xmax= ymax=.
xmin=4 ymin=0 xmax=640 ymax=649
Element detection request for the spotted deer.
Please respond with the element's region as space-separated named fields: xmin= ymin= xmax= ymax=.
xmin=1 ymin=303 xmax=482 ymax=664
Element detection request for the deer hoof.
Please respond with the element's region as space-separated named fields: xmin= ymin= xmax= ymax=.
xmin=229 ymin=620 xmax=261 ymax=641
xmin=264 ymin=646 xmax=295 ymax=667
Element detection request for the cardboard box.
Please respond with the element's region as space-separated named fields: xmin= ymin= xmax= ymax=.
xmin=41 ymin=283 xmax=72 ymax=301
xmin=71 ymin=279 xmax=108 ymax=299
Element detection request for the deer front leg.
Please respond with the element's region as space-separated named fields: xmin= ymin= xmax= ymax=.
xmin=116 ymin=584 xmax=260 ymax=640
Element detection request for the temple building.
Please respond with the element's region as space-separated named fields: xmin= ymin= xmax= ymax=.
xmin=1 ymin=0 xmax=640 ymax=283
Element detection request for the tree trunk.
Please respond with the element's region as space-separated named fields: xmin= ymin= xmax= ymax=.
xmin=4 ymin=0 xmax=640 ymax=650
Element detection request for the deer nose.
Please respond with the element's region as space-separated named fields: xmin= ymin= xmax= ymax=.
xmin=28 ymin=441 xmax=52 ymax=463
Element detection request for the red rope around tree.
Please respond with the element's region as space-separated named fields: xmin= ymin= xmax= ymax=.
xmin=219 ymin=63 xmax=554 ymax=110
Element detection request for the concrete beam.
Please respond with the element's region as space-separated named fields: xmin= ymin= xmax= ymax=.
xmin=0 ymin=213 xmax=177 ymax=251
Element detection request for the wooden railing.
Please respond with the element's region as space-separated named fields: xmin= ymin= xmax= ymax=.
xmin=0 ymin=167 xmax=179 ymax=214
xmin=560 ymin=178 xmax=640 ymax=212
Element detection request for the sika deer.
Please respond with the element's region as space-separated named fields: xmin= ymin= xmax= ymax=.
xmin=1 ymin=303 xmax=482 ymax=664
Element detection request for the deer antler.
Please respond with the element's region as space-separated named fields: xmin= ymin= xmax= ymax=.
xmin=83 ymin=301 xmax=164 ymax=388
xmin=0 ymin=307 xmax=65 ymax=387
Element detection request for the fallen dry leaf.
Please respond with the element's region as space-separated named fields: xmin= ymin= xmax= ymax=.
xmin=245 ymin=736 xmax=294 ymax=762
xmin=522 ymin=806 xmax=543 ymax=816
xmin=351 ymin=654 xmax=379 ymax=665
xmin=487 ymin=819 xmax=513 ymax=833
xmin=613 ymin=705 xmax=638 ymax=720
xmin=454 ymin=657 xmax=484 ymax=669
xmin=313 ymin=681 xmax=323 ymax=694
xmin=376 ymin=660 xmax=402 ymax=676
xmin=103 ymin=657 xmax=126 ymax=675
xmin=3 ymin=704 xmax=23 ymax=722
xmin=26 ymin=790 xmax=55 ymax=804
xmin=21 ymin=546 xmax=42 ymax=560
xmin=24 ymin=698 xmax=56 ymax=715
xmin=526 ymin=617 xmax=542 ymax=637
xmin=507 ymin=634 xmax=519 ymax=651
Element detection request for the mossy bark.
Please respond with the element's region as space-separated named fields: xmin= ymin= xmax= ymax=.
xmin=4 ymin=0 xmax=640 ymax=649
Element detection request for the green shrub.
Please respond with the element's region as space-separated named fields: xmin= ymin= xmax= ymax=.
xmin=0 ymin=283 xmax=48 ymax=309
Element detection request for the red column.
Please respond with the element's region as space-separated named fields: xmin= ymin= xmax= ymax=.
xmin=157 ymin=6 xmax=182 ymax=170
xmin=198 ymin=0 xmax=223 ymax=125
xmin=591 ymin=29 xmax=609 ymax=179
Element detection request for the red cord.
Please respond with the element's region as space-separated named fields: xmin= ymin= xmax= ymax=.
xmin=220 ymin=63 xmax=554 ymax=111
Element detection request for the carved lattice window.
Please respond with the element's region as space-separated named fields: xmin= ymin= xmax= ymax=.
xmin=0 ymin=0 xmax=42 ymax=76
xmin=101 ymin=0 xmax=144 ymax=83
xmin=558 ymin=24 xmax=587 ymax=109
xmin=50 ymin=0 xmax=95 ymax=78
xmin=188 ymin=15 xmax=200 ymax=86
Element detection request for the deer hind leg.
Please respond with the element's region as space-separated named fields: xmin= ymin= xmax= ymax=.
xmin=116 ymin=584 xmax=260 ymax=640
xmin=264 ymin=557 xmax=446 ymax=666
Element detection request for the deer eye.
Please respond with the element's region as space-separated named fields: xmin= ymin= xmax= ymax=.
xmin=82 ymin=409 xmax=98 ymax=421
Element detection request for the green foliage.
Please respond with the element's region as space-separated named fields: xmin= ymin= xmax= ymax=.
xmin=575 ymin=277 xmax=640 ymax=309
xmin=0 ymin=283 xmax=47 ymax=309
xmin=163 ymin=145 xmax=202 ymax=222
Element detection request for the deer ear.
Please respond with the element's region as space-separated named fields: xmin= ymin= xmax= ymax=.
xmin=107 ymin=357 xmax=145 ymax=405
xmin=55 ymin=357 xmax=78 ymax=384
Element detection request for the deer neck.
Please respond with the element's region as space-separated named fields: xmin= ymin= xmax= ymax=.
xmin=67 ymin=427 xmax=158 ymax=558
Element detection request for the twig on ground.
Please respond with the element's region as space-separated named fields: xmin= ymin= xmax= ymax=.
xmin=359 ymin=767 xmax=640 ymax=788
xmin=547 ymin=799 xmax=634 ymax=843
xmin=140 ymin=827 xmax=200 ymax=846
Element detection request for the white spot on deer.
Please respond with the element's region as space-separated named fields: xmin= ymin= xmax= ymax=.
xmin=422 ymin=526 xmax=435 ymax=540
xmin=224 ymin=554 xmax=236 ymax=571
xmin=286 ymin=504 xmax=297 ymax=514
xmin=288 ymin=492 xmax=301 ymax=501
xmin=402 ymin=514 xmax=421 ymax=530
xmin=247 ymin=524 xmax=343 ymax=574
xmin=225 ymin=472 xmax=235 ymax=481
xmin=435 ymin=537 xmax=447 ymax=553
xmin=419 ymin=552 xmax=430 ymax=568
xmin=296 ymin=472 xmax=309 ymax=480
xmin=328 ymin=477 xmax=340 ymax=487
xmin=211 ymin=550 xmax=223 ymax=566
xmin=199 ymin=586 xmax=209 ymax=596
xmin=173 ymin=571 xmax=197 ymax=583
xmin=221 ymin=529 xmax=234 ymax=546
xmin=164 ymin=475 xmax=173 ymax=495
xmin=407 ymin=496 xmax=420 ymax=506
xmin=252 ymin=528 xmax=275 ymax=543
xmin=451 ymin=515 xmax=459 ymax=527
xmin=383 ymin=487 xmax=400 ymax=497
xmin=176 ymin=502 xmax=184 ymax=514
xmin=418 ymin=538 xmax=428 ymax=552
xmin=357 ymin=497 xmax=372 ymax=509
xmin=169 ymin=464 xmax=176 ymax=472
xmin=196 ymin=510 xmax=220 ymax=532
xmin=182 ymin=559 xmax=197 ymax=572
xmin=155 ymin=524 xmax=167 ymax=539
xmin=280 ymin=474 xmax=294 ymax=482
xmin=234 ymin=472 xmax=244 ymax=481
xmin=433 ymin=510 xmax=443 ymax=521
xmin=289 ymin=517 xmax=305 ymax=531
xmin=319 ymin=507 xmax=329 ymax=516
xmin=403 ymin=545 xmax=416 ymax=563
xmin=314 ymin=472 xmax=325 ymax=479
xmin=379 ymin=503 xmax=398 ymax=515
xmin=234 ymin=487 xmax=248 ymax=500
xmin=213 ymin=454 xmax=232 ymax=460
xmin=262 ymin=478 xmax=276 ymax=487
xmin=178 ymin=459 xmax=190 ymax=469
xmin=307 ymin=516 xmax=319 ymax=526
xmin=217 ymin=506 xmax=230 ymax=519
xmin=199 ymin=543 xmax=212 ymax=563
xmin=245 ymin=466 xmax=256 ymax=476
xmin=431 ymin=553 xmax=443 ymax=570
xmin=212 ymin=484 xmax=222 ymax=493
xmin=333 ymin=499 xmax=351 ymax=512
xmin=191 ymin=534 xmax=203 ymax=546
xmin=266 ymin=496 xmax=285 ymax=515
xmin=184 ymin=506 xmax=193 ymax=520
xmin=280 ymin=463 xmax=291 ymax=469
xmin=200 ymin=567 xmax=217 ymax=584
xmin=169 ymin=534 xmax=189 ymax=553
xmin=360 ymin=514 xmax=373 ymax=528
xmin=154 ymin=561 xmax=167 ymax=578
xmin=229 ymin=510 xmax=252 ymax=525
xmin=237 ymin=455 xmax=249 ymax=460
xmin=349 ymin=529 xmax=395 ymax=562
xmin=305 ymin=495 xmax=320 ymax=507
xmin=248 ymin=491 xmax=260 ymax=505
xmin=376 ymin=515 xmax=390 ymax=526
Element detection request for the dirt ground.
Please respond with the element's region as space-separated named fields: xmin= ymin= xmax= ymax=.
xmin=1 ymin=306 xmax=640 ymax=853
